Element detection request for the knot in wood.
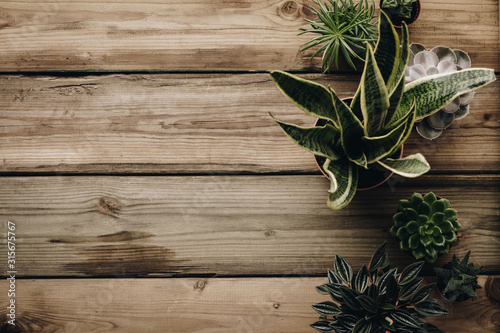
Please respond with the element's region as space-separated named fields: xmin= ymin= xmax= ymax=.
xmin=281 ymin=1 xmax=298 ymax=15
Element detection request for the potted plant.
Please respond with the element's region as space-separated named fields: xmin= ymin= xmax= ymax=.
xmin=390 ymin=192 xmax=461 ymax=263
xmin=380 ymin=0 xmax=421 ymax=27
xmin=299 ymin=0 xmax=378 ymax=71
xmin=270 ymin=12 xmax=495 ymax=210
xmin=435 ymin=251 xmax=484 ymax=303
xmin=406 ymin=44 xmax=475 ymax=139
xmin=311 ymin=242 xmax=449 ymax=333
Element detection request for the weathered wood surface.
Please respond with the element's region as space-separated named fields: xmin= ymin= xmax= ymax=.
xmin=0 ymin=277 xmax=498 ymax=332
xmin=0 ymin=0 xmax=497 ymax=72
xmin=1 ymin=74 xmax=498 ymax=174
xmin=1 ymin=174 xmax=498 ymax=278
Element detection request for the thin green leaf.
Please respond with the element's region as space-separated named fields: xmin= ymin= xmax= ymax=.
xmin=270 ymin=71 xmax=338 ymax=126
xmin=377 ymin=153 xmax=430 ymax=178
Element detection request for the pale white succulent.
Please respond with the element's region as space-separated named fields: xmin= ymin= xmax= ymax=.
xmin=405 ymin=44 xmax=474 ymax=139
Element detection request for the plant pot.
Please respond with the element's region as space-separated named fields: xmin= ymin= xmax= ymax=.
xmin=313 ymin=98 xmax=403 ymax=191
xmin=380 ymin=0 xmax=421 ymax=28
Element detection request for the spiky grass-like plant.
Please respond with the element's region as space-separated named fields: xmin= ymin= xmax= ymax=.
xmin=312 ymin=242 xmax=449 ymax=333
xmin=299 ymin=0 xmax=378 ymax=71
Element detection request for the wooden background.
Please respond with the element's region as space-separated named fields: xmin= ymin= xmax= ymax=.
xmin=0 ymin=0 xmax=499 ymax=331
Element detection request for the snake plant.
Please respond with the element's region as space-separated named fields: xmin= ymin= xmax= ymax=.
xmin=270 ymin=11 xmax=495 ymax=210
xmin=299 ymin=0 xmax=378 ymax=71
xmin=312 ymin=242 xmax=449 ymax=333
xmin=391 ymin=192 xmax=460 ymax=263
xmin=381 ymin=0 xmax=417 ymax=19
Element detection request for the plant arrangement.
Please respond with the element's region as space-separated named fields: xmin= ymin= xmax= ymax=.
xmin=380 ymin=0 xmax=420 ymax=27
xmin=311 ymin=242 xmax=449 ymax=333
xmin=270 ymin=12 xmax=495 ymax=210
xmin=406 ymin=44 xmax=475 ymax=139
xmin=435 ymin=251 xmax=483 ymax=303
xmin=391 ymin=193 xmax=460 ymax=263
xmin=299 ymin=0 xmax=378 ymax=71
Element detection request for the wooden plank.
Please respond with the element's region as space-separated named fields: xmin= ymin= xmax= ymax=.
xmin=1 ymin=74 xmax=499 ymax=174
xmin=0 ymin=277 xmax=498 ymax=332
xmin=0 ymin=0 xmax=497 ymax=72
xmin=1 ymin=174 xmax=498 ymax=278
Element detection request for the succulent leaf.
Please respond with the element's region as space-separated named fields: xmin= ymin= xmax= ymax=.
xmin=373 ymin=11 xmax=400 ymax=90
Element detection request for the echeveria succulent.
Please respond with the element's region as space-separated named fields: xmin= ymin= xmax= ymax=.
xmin=269 ymin=12 xmax=495 ymax=210
xmin=311 ymin=242 xmax=449 ymax=333
xmin=406 ymin=44 xmax=475 ymax=139
xmin=391 ymin=192 xmax=461 ymax=263
xmin=435 ymin=251 xmax=483 ymax=303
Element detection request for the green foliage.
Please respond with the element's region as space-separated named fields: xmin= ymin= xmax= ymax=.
xmin=435 ymin=251 xmax=483 ymax=303
xmin=381 ymin=0 xmax=417 ymax=19
xmin=270 ymin=11 xmax=496 ymax=210
xmin=299 ymin=0 xmax=377 ymax=71
xmin=391 ymin=193 xmax=460 ymax=263
xmin=312 ymin=242 xmax=449 ymax=333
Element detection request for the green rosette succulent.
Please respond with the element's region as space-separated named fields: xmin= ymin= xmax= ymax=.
xmin=311 ymin=242 xmax=449 ymax=333
xmin=435 ymin=251 xmax=483 ymax=303
xmin=391 ymin=193 xmax=461 ymax=263
xmin=269 ymin=11 xmax=495 ymax=210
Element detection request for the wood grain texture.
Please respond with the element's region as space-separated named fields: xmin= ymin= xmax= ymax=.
xmin=1 ymin=174 xmax=498 ymax=278
xmin=0 ymin=277 xmax=498 ymax=332
xmin=0 ymin=0 xmax=497 ymax=72
xmin=1 ymin=74 xmax=498 ymax=174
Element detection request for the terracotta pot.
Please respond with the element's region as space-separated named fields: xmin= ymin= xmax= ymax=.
xmin=313 ymin=97 xmax=403 ymax=191
xmin=380 ymin=0 xmax=421 ymax=28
